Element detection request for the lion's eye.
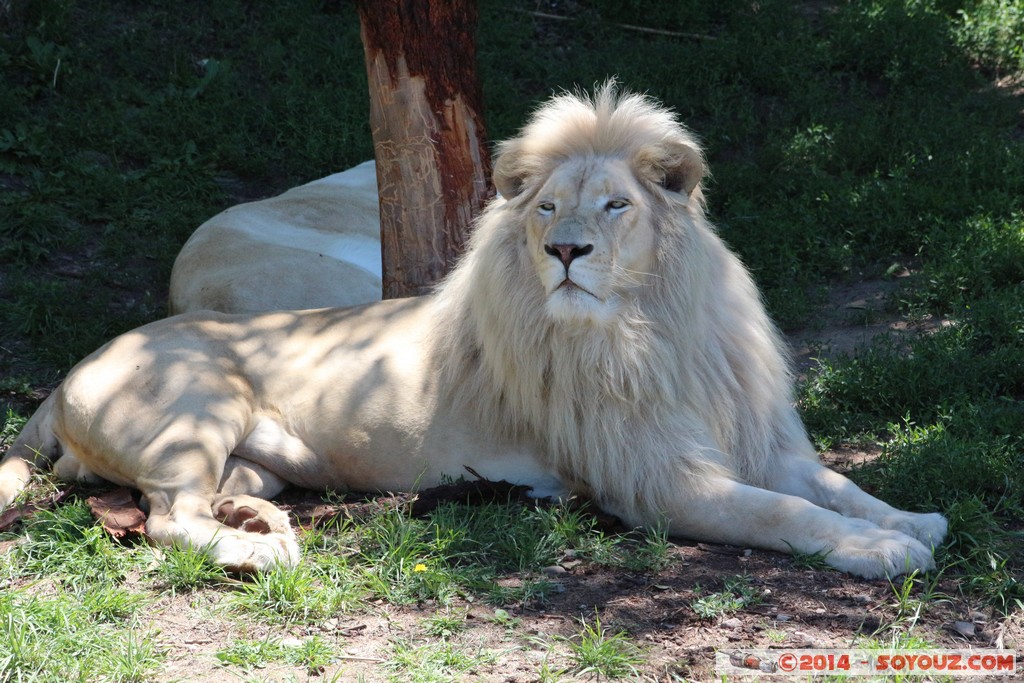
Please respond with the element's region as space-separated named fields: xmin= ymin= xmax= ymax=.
xmin=538 ymin=202 xmax=556 ymax=215
xmin=606 ymin=199 xmax=630 ymax=211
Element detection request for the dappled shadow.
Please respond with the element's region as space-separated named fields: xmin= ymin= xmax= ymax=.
xmin=49 ymin=296 xmax=429 ymax=494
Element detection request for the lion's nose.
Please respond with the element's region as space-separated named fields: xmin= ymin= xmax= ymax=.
xmin=544 ymin=243 xmax=594 ymax=270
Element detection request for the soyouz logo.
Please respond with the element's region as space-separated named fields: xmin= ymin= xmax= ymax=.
xmin=715 ymin=649 xmax=1017 ymax=677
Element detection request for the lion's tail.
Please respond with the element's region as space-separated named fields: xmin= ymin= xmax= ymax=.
xmin=0 ymin=391 xmax=63 ymax=508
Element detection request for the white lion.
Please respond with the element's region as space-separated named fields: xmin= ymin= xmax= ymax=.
xmin=0 ymin=84 xmax=946 ymax=578
xmin=168 ymin=159 xmax=382 ymax=314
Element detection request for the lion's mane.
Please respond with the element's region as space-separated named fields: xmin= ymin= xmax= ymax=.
xmin=429 ymin=84 xmax=812 ymax=526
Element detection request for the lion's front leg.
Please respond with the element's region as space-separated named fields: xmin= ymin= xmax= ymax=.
xmin=655 ymin=477 xmax=937 ymax=579
xmin=766 ymin=455 xmax=948 ymax=549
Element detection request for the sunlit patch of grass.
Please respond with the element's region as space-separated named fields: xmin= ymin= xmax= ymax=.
xmin=384 ymin=638 xmax=499 ymax=683
xmin=553 ymin=612 xmax=645 ymax=680
xmin=9 ymin=502 xmax=145 ymax=585
xmin=421 ymin=610 xmax=469 ymax=640
xmin=215 ymin=635 xmax=337 ymax=675
xmin=152 ymin=542 xmax=231 ymax=594
xmin=227 ymin=562 xmax=352 ymax=623
xmin=0 ymin=589 xmax=162 ymax=682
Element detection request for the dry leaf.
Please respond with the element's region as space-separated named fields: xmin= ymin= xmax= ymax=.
xmin=87 ymin=488 xmax=147 ymax=539
xmin=0 ymin=486 xmax=75 ymax=532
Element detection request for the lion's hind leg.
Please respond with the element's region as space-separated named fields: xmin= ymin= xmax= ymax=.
xmin=208 ymin=447 xmax=302 ymax=545
xmin=52 ymin=451 xmax=107 ymax=485
xmin=215 ymin=495 xmax=295 ymax=537
xmin=214 ymin=458 xmax=295 ymax=538
xmin=144 ymin=490 xmax=299 ymax=572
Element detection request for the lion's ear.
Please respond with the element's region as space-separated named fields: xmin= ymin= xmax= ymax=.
xmin=492 ymin=140 xmax=528 ymax=199
xmin=638 ymin=140 xmax=705 ymax=196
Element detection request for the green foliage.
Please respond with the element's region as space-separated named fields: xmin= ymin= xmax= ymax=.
xmin=0 ymin=593 xmax=162 ymax=683
xmin=559 ymin=612 xmax=645 ymax=680
xmin=0 ymin=408 xmax=28 ymax=448
xmin=10 ymin=502 xmax=144 ymax=584
xmin=943 ymin=497 xmax=1024 ymax=613
xmin=421 ymin=610 xmax=468 ymax=640
xmin=786 ymin=545 xmax=834 ymax=571
xmin=573 ymin=522 xmax=674 ymax=573
xmin=691 ymin=575 xmax=762 ymax=619
xmin=228 ymin=562 xmax=351 ymax=623
xmin=385 ymin=638 xmax=498 ymax=683
xmin=955 ymin=0 xmax=1024 ymax=72
xmin=215 ymin=635 xmax=337 ymax=675
xmin=153 ymin=542 xmax=230 ymax=593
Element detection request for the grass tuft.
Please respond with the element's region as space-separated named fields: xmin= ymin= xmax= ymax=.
xmin=691 ymin=575 xmax=762 ymax=620
xmin=557 ymin=612 xmax=645 ymax=680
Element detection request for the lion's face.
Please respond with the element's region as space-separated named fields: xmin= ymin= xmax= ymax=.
xmin=525 ymin=158 xmax=657 ymax=325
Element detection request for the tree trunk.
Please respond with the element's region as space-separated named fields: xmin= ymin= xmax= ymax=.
xmin=356 ymin=0 xmax=493 ymax=299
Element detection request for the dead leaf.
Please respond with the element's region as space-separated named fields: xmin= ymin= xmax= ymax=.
xmin=87 ymin=488 xmax=147 ymax=539
xmin=0 ymin=486 xmax=76 ymax=532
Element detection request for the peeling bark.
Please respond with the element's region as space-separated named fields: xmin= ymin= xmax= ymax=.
xmin=356 ymin=0 xmax=493 ymax=298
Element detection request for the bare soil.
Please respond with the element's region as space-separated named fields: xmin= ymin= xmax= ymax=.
xmin=787 ymin=273 xmax=953 ymax=380
xmin=142 ymin=531 xmax=1018 ymax=682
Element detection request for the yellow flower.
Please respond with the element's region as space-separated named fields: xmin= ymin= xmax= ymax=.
xmin=413 ymin=563 xmax=427 ymax=572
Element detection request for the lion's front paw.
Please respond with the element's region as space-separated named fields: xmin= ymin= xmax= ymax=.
xmin=825 ymin=526 xmax=936 ymax=579
xmin=876 ymin=510 xmax=948 ymax=548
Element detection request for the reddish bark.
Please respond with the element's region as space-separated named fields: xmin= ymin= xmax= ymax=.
xmin=356 ymin=0 xmax=493 ymax=298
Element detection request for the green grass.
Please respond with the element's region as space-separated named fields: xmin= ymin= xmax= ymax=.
xmin=421 ymin=610 xmax=469 ymax=640
xmin=215 ymin=635 xmax=337 ymax=675
xmin=552 ymin=612 xmax=645 ymax=680
xmin=384 ymin=638 xmax=499 ymax=683
xmin=223 ymin=500 xmax=663 ymax=620
xmin=691 ymin=575 xmax=762 ymax=620
xmin=1 ymin=0 xmax=1023 ymax=678
xmin=153 ymin=542 xmax=231 ymax=593
xmin=0 ymin=596 xmax=162 ymax=683
xmin=0 ymin=505 xmax=161 ymax=682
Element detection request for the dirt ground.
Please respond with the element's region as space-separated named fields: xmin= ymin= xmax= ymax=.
xmin=144 ymin=551 xmax=984 ymax=681
xmin=146 ymin=512 xmax=1019 ymax=682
